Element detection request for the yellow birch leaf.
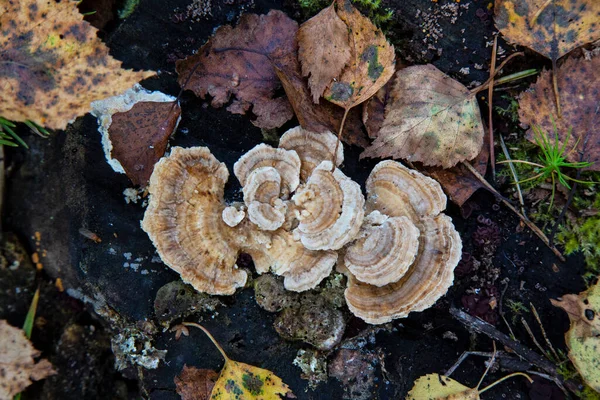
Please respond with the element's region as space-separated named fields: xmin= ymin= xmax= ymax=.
xmin=0 ymin=0 xmax=155 ymax=130
xmin=211 ymin=359 xmax=291 ymax=400
xmin=176 ymin=323 xmax=293 ymax=400
xmin=552 ymin=281 xmax=600 ymax=392
xmin=406 ymin=373 xmax=479 ymax=400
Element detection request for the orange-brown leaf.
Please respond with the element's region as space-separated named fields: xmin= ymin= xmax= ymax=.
xmin=275 ymin=64 xmax=368 ymax=147
xmin=361 ymin=65 xmax=485 ymax=168
xmin=298 ymin=3 xmax=352 ymax=103
xmin=175 ymin=11 xmax=296 ymax=130
xmin=174 ymin=365 xmax=219 ymax=400
xmin=109 ymin=101 xmax=181 ymax=186
xmin=0 ymin=0 xmax=155 ymax=130
xmin=495 ymin=0 xmax=600 ymax=62
xmin=322 ymin=0 xmax=395 ymax=110
xmin=519 ymin=56 xmax=600 ymax=170
xmin=0 ymin=320 xmax=56 ymax=399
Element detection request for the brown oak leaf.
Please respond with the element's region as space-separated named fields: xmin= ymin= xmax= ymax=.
xmin=495 ymin=0 xmax=600 ymax=62
xmin=176 ymin=11 xmax=296 ymax=130
xmin=361 ymin=64 xmax=485 ymax=168
xmin=322 ymin=0 xmax=395 ymax=110
xmin=174 ymin=365 xmax=219 ymax=400
xmin=519 ymin=56 xmax=600 ymax=170
xmin=0 ymin=320 xmax=56 ymax=399
xmin=0 ymin=0 xmax=155 ymax=130
xmin=298 ymin=2 xmax=352 ymax=103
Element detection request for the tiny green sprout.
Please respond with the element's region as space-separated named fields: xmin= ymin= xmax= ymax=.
xmin=499 ymin=120 xmax=595 ymax=211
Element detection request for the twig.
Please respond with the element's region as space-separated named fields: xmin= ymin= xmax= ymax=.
xmin=499 ymin=280 xmax=518 ymax=341
xmin=521 ymin=317 xmax=548 ymax=358
xmin=499 ymin=134 xmax=527 ymax=216
xmin=462 ymin=162 xmax=565 ymax=261
xmin=531 ymin=303 xmax=560 ymax=361
xmin=445 ymin=351 xmax=523 ymax=377
xmin=526 ymin=370 xmax=571 ymax=399
xmin=488 ymin=36 xmax=498 ymax=180
xmin=450 ymin=307 xmax=579 ymax=394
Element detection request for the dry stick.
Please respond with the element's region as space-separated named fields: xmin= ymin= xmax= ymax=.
xmin=488 ymin=37 xmax=498 ymax=180
xmin=461 ymin=162 xmax=565 ymax=261
xmin=521 ymin=317 xmax=549 ymax=358
xmin=499 ymin=280 xmax=518 ymax=341
xmin=449 ymin=307 xmax=580 ymax=394
xmin=470 ymin=52 xmax=525 ymax=95
xmin=331 ymin=107 xmax=350 ymax=171
xmin=526 ymin=370 xmax=571 ymax=399
xmin=531 ymin=303 xmax=561 ymax=361
xmin=499 ymin=134 xmax=527 ymax=217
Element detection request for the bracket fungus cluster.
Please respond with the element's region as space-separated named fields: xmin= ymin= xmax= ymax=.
xmin=142 ymin=126 xmax=462 ymax=323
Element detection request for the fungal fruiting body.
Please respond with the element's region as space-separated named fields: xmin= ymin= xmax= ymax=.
xmin=141 ymin=127 xmax=462 ymax=323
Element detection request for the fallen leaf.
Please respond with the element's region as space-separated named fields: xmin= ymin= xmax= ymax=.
xmin=108 ymin=101 xmax=181 ymax=185
xmin=422 ymin=129 xmax=490 ymax=206
xmin=552 ymin=280 xmax=600 ymax=392
xmin=175 ymin=365 xmax=219 ymax=400
xmin=179 ymin=323 xmax=293 ymax=399
xmin=519 ymin=56 xmax=600 ymax=170
xmin=494 ymin=0 xmax=600 ymax=62
xmin=176 ymin=11 xmax=296 ymax=130
xmin=362 ymin=77 xmax=394 ymax=140
xmin=322 ymin=0 xmax=395 ymax=110
xmin=406 ymin=373 xmax=480 ymax=400
xmin=297 ymin=3 xmax=352 ymax=103
xmin=0 ymin=319 xmax=56 ymax=399
xmin=0 ymin=0 xmax=155 ymax=130
xmin=361 ymin=64 xmax=485 ymax=168
xmin=275 ymin=64 xmax=368 ymax=147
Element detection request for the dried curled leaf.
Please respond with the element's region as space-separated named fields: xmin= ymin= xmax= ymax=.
xmin=519 ymin=56 xmax=600 ymax=170
xmin=176 ymin=11 xmax=296 ymax=129
xmin=175 ymin=365 xmax=219 ymax=400
xmin=407 ymin=373 xmax=479 ymax=400
xmin=0 ymin=0 xmax=155 ymax=130
xmin=495 ymin=0 xmax=600 ymax=62
xmin=322 ymin=0 xmax=395 ymax=109
xmin=0 ymin=320 xmax=56 ymax=399
xmin=321 ymin=0 xmax=395 ymax=110
xmin=362 ymin=65 xmax=484 ymax=168
xmin=275 ymin=64 xmax=369 ymax=147
xmin=552 ymin=280 xmax=600 ymax=392
xmin=298 ymin=3 xmax=351 ymax=103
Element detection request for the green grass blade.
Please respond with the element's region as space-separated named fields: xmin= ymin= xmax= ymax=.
xmin=0 ymin=139 xmax=19 ymax=147
xmin=2 ymin=125 xmax=29 ymax=148
xmin=23 ymin=287 xmax=40 ymax=339
xmin=0 ymin=117 xmax=16 ymax=127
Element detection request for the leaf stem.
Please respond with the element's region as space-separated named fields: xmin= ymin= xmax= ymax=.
xmin=331 ymin=107 xmax=350 ymax=171
xmin=478 ymin=372 xmax=533 ymax=394
xmin=183 ymin=322 xmax=230 ymax=362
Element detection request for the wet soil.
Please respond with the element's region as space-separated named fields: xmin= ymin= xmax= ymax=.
xmin=1 ymin=0 xmax=589 ymax=398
